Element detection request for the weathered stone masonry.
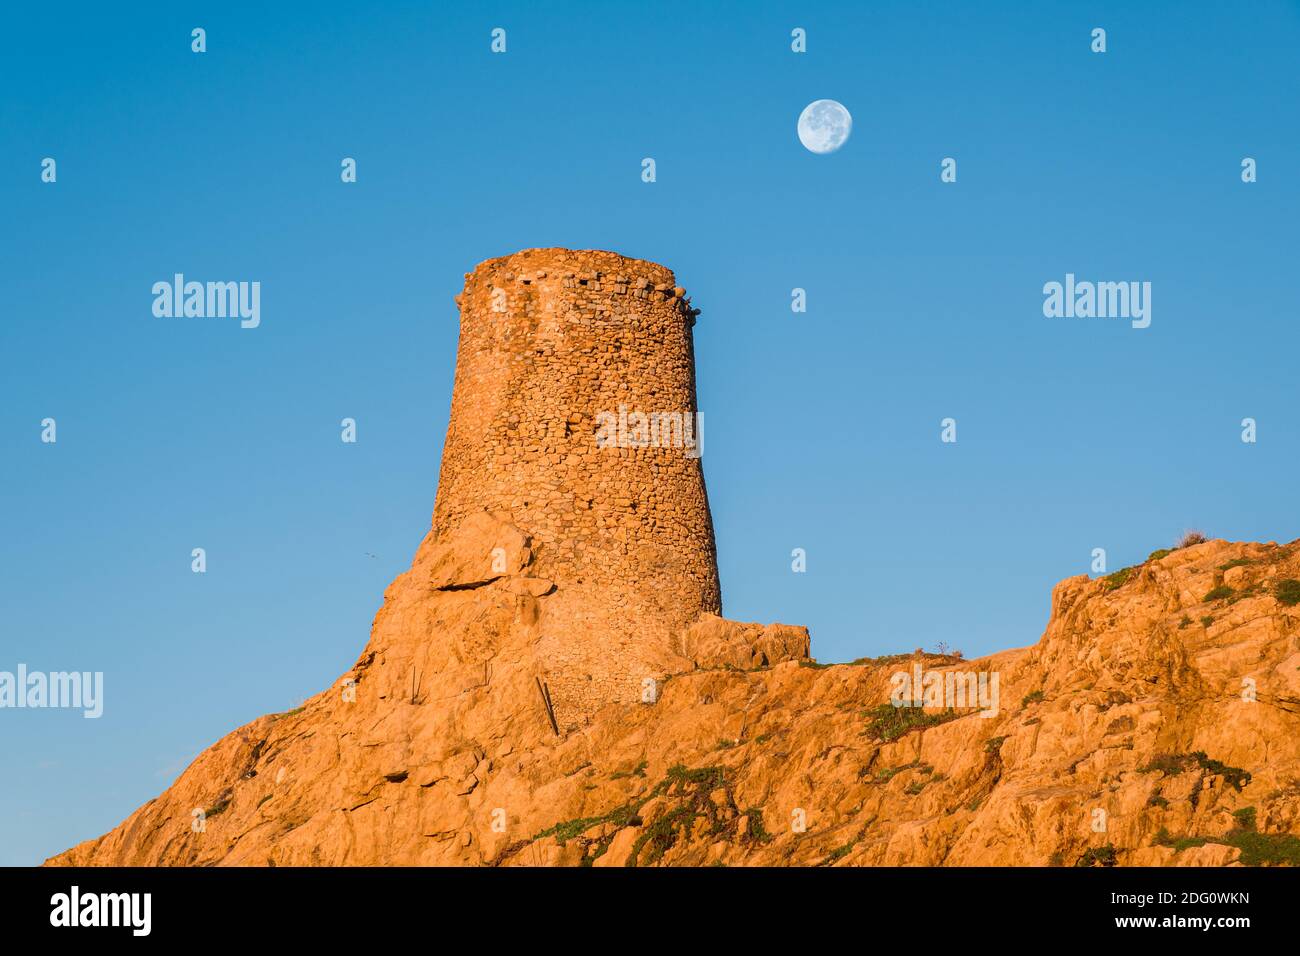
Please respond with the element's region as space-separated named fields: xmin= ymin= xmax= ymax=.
xmin=432 ymin=248 xmax=722 ymax=720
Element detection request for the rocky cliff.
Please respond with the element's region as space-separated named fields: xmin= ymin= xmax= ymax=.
xmin=43 ymin=249 xmax=1300 ymax=867
xmin=46 ymin=532 xmax=1300 ymax=867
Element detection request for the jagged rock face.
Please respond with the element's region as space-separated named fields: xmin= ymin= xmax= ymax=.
xmin=433 ymin=249 xmax=720 ymax=722
xmin=42 ymin=246 xmax=1300 ymax=870
xmin=47 ymin=536 xmax=1300 ymax=867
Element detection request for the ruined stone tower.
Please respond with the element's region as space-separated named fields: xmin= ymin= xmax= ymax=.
xmin=432 ymin=248 xmax=721 ymax=721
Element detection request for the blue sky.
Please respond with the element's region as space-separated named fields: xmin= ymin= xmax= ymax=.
xmin=2 ymin=0 xmax=1298 ymax=865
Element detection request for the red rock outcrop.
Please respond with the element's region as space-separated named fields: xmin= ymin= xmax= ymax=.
xmin=44 ymin=251 xmax=1300 ymax=867
xmin=46 ymin=534 xmax=1300 ymax=867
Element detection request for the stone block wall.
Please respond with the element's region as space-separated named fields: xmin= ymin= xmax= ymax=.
xmin=431 ymin=248 xmax=722 ymax=720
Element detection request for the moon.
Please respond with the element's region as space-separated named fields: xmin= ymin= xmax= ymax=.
xmin=797 ymin=99 xmax=852 ymax=154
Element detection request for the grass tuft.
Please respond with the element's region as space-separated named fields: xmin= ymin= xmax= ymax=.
xmin=1139 ymin=752 xmax=1251 ymax=791
xmin=862 ymin=704 xmax=962 ymax=743
xmin=1075 ymin=844 xmax=1118 ymax=867
xmin=1103 ymin=567 xmax=1135 ymax=591
xmin=1275 ymin=579 xmax=1300 ymax=607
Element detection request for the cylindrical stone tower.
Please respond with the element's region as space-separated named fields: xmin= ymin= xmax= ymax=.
xmin=432 ymin=248 xmax=721 ymax=721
